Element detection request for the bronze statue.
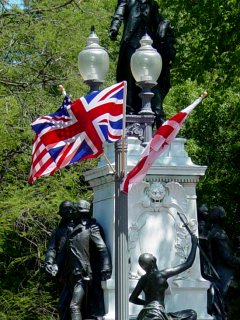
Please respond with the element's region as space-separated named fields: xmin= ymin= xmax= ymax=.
xmin=45 ymin=200 xmax=112 ymax=320
xmin=197 ymin=204 xmax=225 ymax=320
xmin=197 ymin=205 xmax=240 ymax=320
xmin=45 ymin=200 xmax=75 ymax=319
xmin=45 ymin=200 xmax=74 ymax=277
xmin=109 ymin=0 xmax=176 ymax=128
xmin=197 ymin=204 xmax=213 ymax=280
xmin=208 ymin=207 xmax=240 ymax=295
xmin=129 ymin=234 xmax=198 ymax=320
xmin=208 ymin=206 xmax=240 ymax=320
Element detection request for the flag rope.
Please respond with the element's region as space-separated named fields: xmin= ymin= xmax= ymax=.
xmin=101 ymin=152 xmax=116 ymax=175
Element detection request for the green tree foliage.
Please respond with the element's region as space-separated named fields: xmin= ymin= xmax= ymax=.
xmin=0 ymin=0 xmax=115 ymax=318
xmin=161 ymin=0 xmax=240 ymax=235
xmin=0 ymin=0 xmax=240 ymax=318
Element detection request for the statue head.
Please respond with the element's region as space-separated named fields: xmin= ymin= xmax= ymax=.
xmin=148 ymin=182 xmax=166 ymax=202
xmin=209 ymin=206 xmax=226 ymax=222
xmin=138 ymin=253 xmax=157 ymax=272
xmin=197 ymin=204 xmax=209 ymax=220
xmin=198 ymin=203 xmax=208 ymax=215
xmin=74 ymin=199 xmax=91 ymax=219
xmin=58 ymin=200 xmax=74 ymax=220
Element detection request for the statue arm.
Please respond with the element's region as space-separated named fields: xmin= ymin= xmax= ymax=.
xmin=45 ymin=230 xmax=58 ymax=265
xmin=109 ymin=0 xmax=127 ymax=39
xmin=152 ymin=1 xmax=163 ymax=28
xmin=44 ymin=229 xmax=59 ymax=275
xmin=163 ymin=235 xmax=198 ymax=279
xmin=129 ymin=277 xmax=145 ymax=305
xmin=154 ymin=10 xmax=176 ymax=64
xmin=45 ymin=227 xmax=68 ymax=276
xmin=90 ymin=224 xmax=112 ymax=280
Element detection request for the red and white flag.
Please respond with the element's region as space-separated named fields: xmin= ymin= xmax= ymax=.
xmin=121 ymin=93 xmax=207 ymax=194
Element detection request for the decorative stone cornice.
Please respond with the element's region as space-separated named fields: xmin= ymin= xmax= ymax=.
xmin=84 ymin=137 xmax=207 ymax=187
xmin=144 ymin=165 xmax=207 ymax=183
xmin=83 ymin=165 xmax=115 ymax=188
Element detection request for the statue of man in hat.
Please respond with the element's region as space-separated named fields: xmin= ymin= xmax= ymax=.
xmin=109 ymin=0 xmax=176 ymax=128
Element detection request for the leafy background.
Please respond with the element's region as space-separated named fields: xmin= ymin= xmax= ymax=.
xmin=0 ymin=0 xmax=239 ymax=318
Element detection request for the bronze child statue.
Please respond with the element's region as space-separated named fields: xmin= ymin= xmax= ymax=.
xmin=129 ymin=234 xmax=198 ymax=320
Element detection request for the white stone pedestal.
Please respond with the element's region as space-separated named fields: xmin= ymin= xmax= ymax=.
xmin=84 ymin=137 xmax=212 ymax=320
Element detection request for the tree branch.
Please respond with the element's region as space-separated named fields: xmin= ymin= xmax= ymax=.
xmin=0 ymin=0 xmax=80 ymax=17
xmin=0 ymin=76 xmax=65 ymax=88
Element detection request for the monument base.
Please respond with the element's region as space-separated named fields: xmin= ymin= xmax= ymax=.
xmin=84 ymin=138 xmax=212 ymax=320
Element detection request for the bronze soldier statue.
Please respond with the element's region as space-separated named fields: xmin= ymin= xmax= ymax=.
xmin=45 ymin=200 xmax=75 ymax=319
xmin=69 ymin=199 xmax=112 ymax=320
xmin=45 ymin=200 xmax=112 ymax=320
xmin=109 ymin=0 xmax=176 ymax=128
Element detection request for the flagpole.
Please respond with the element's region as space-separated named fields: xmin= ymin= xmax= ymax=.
xmin=121 ymin=81 xmax=127 ymax=177
xmin=115 ymin=137 xmax=129 ymax=320
xmin=115 ymin=81 xmax=129 ymax=320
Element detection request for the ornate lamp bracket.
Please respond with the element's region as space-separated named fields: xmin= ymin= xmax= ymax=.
xmin=126 ymin=114 xmax=155 ymax=144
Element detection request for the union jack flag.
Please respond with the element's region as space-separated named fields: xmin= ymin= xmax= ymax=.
xmin=29 ymin=81 xmax=126 ymax=184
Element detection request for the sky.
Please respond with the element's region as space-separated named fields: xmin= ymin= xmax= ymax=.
xmin=7 ymin=0 xmax=23 ymax=7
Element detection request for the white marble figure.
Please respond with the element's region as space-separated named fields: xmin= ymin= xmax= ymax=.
xmin=128 ymin=181 xmax=197 ymax=280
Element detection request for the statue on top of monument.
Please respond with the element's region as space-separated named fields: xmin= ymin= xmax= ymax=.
xmin=109 ymin=0 xmax=176 ymax=128
xmin=129 ymin=234 xmax=198 ymax=320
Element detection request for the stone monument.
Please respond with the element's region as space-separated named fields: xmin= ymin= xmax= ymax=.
xmin=84 ymin=137 xmax=212 ymax=320
xmin=83 ymin=2 xmax=210 ymax=318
